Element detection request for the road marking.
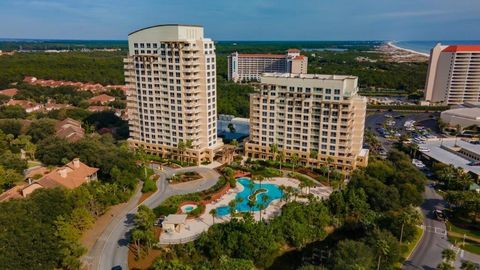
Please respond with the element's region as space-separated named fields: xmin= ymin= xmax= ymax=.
xmin=421 ymin=225 xmax=447 ymax=236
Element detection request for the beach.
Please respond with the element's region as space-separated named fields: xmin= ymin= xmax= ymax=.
xmin=387 ymin=41 xmax=430 ymax=57
xmin=377 ymin=42 xmax=429 ymax=63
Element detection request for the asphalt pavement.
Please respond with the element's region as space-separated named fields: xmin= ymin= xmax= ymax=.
xmin=89 ymin=166 xmax=220 ymax=270
xmin=403 ymin=181 xmax=480 ymax=270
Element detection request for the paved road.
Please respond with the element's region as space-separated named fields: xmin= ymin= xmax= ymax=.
xmin=90 ymin=166 xmax=220 ymax=270
xmin=403 ymin=182 xmax=480 ymax=270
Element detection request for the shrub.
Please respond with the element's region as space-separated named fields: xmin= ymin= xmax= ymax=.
xmin=141 ymin=178 xmax=157 ymax=193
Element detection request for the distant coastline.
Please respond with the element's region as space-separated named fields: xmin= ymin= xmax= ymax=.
xmin=387 ymin=41 xmax=430 ymax=57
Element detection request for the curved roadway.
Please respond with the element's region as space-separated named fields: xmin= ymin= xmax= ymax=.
xmin=86 ymin=166 xmax=220 ymax=270
xmin=403 ymin=181 xmax=480 ymax=269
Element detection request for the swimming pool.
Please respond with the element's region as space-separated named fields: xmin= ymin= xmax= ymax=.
xmin=216 ymin=177 xmax=283 ymax=217
xmin=181 ymin=204 xmax=198 ymax=213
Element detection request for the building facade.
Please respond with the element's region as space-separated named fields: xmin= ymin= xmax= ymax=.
xmin=228 ymin=49 xmax=308 ymax=82
xmin=245 ymin=73 xmax=368 ymax=174
xmin=425 ymin=44 xmax=480 ymax=105
xmin=124 ymin=24 xmax=223 ymax=164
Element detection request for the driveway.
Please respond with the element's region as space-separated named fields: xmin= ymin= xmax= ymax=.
xmin=88 ymin=166 xmax=220 ymax=270
xmin=403 ymin=181 xmax=480 ymax=269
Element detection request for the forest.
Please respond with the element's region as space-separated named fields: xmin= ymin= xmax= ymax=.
xmin=1 ymin=40 xmax=428 ymax=117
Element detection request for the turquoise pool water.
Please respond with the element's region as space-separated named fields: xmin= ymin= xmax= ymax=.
xmin=184 ymin=206 xmax=194 ymax=212
xmin=216 ymin=177 xmax=283 ymax=217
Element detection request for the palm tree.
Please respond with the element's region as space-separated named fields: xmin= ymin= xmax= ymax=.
xmin=441 ymin=248 xmax=456 ymax=266
xmin=291 ymin=154 xmax=299 ymax=172
xmin=257 ymin=175 xmax=265 ymax=189
xmin=209 ymin=208 xmax=217 ymax=224
xmin=136 ymin=146 xmax=149 ymax=179
xmin=270 ymin=143 xmax=278 ymax=161
xmin=277 ymin=150 xmax=286 ymax=170
xmin=230 ymin=139 xmax=239 ymax=155
xmin=326 ymin=157 xmax=334 ymax=185
xmin=228 ymin=200 xmax=237 ymax=216
xmin=247 ymin=199 xmax=256 ymax=214
xmin=259 ymin=203 xmax=266 ymax=221
xmin=399 ymin=206 xmax=422 ymax=244
xmin=131 ymin=229 xmax=144 ymax=259
xmin=177 ymin=140 xmax=186 ymax=163
xmin=299 ymin=182 xmax=307 ymax=194
xmin=461 ymin=260 xmax=478 ymax=270
xmin=458 ymin=172 xmax=473 ymax=191
xmin=309 ymin=149 xmax=318 ymax=167
xmin=375 ymin=239 xmax=390 ymax=270
xmin=184 ymin=139 xmax=193 ymax=163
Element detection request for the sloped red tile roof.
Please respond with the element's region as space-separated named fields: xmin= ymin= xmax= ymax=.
xmin=88 ymin=94 xmax=115 ymax=103
xmin=36 ymin=159 xmax=98 ymax=189
xmin=0 ymin=88 xmax=18 ymax=97
xmin=443 ymin=45 xmax=480 ymax=52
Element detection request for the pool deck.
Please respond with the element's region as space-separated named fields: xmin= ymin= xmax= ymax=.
xmin=159 ymin=177 xmax=333 ymax=244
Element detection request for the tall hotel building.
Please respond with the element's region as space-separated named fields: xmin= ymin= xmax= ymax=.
xmin=425 ymin=44 xmax=480 ymax=105
xmin=245 ymin=73 xmax=368 ymax=174
xmin=124 ymin=24 xmax=223 ymax=164
xmin=228 ymin=49 xmax=308 ymax=82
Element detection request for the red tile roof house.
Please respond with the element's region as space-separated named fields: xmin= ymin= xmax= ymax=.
xmin=88 ymin=94 xmax=115 ymax=105
xmin=55 ymin=118 xmax=85 ymax=142
xmin=0 ymin=158 xmax=98 ymax=202
xmin=87 ymin=105 xmax=111 ymax=112
xmin=20 ymin=158 xmax=98 ymax=197
xmin=0 ymin=88 xmax=18 ymax=98
xmin=5 ymin=99 xmax=43 ymax=113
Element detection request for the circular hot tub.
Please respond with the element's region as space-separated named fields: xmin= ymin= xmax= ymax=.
xmin=181 ymin=204 xmax=198 ymax=214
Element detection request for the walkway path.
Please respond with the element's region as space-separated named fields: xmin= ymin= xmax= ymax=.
xmin=84 ymin=166 xmax=220 ymax=270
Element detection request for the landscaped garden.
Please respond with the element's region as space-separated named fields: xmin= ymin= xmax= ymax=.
xmin=167 ymin=171 xmax=202 ymax=184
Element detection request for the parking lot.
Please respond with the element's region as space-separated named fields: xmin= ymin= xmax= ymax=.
xmin=365 ymin=111 xmax=441 ymax=153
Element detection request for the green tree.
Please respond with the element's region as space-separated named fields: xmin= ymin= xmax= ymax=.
xmin=461 ymin=260 xmax=478 ymax=270
xmin=210 ymin=208 xmax=217 ymax=224
xmin=398 ymin=205 xmax=422 ymax=244
xmin=291 ymin=154 xmax=299 ymax=172
xmin=217 ymin=255 xmax=255 ymax=270
xmin=55 ymin=216 xmax=86 ymax=270
xmin=332 ymin=240 xmax=374 ymax=270
xmin=27 ymin=118 xmax=57 ymax=143
xmin=151 ymin=258 xmax=192 ymax=270
xmin=441 ymin=248 xmax=456 ymax=265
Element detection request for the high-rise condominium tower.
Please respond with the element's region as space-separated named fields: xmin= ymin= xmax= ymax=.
xmin=228 ymin=49 xmax=308 ymax=82
xmin=425 ymin=43 xmax=480 ymax=105
xmin=124 ymin=24 xmax=223 ymax=164
xmin=245 ymin=73 xmax=368 ymax=174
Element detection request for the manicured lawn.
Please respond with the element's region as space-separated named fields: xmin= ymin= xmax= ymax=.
xmin=27 ymin=160 xmax=41 ymax=168
xmin=448 ymin=235 xmax=480 ymax=255
xmin=447 ymin=220 xmax=480 ymax=239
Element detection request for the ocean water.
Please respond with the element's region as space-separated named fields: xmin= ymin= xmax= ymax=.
xmin=394 ymin=40 xmax=480 ymax=54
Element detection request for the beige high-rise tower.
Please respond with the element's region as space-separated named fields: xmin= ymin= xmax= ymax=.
xmin=124 ymin=24 xmax=223 ymax=164
xmin=245 ymin=73 xmax=368 ymax=174
xmin=425 ymin=43 xmax=480 ymax=105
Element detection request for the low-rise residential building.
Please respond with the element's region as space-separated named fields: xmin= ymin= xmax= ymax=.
xmin=0 ymin=158 xmax=98 ymax=202
xmin=0 ymin=88 xmax=18 ymax=98
xmin=227 ymin=49 xmax=308 ymax=82
xmin=55 ymin=118 xmax=85 ymax=142
xmin=5 ymin=99 xmax=42 ymax=112
xmin=88 ymin=94 xmax=115 ymax=104
xmin=245 ymin=73 xmax=368 ymax=175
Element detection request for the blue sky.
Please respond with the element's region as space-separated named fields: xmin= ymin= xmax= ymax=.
xmin=0 ymin=0 xmax=479 ymax=40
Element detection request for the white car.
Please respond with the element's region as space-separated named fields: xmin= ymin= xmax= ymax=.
xmin=419 ymin=147 xmax=430 ymax=152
